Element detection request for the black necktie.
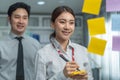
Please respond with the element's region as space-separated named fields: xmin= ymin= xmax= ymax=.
xmin=16 ymin=37 xmax=24 ymax=80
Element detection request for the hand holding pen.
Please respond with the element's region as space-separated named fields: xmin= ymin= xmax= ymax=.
xmin=60 ymin=55 xmax=88 ymax=79
xmin=63 ymin=61 xmax=80 ymax=78
xmin=63 ymin=61 xmax=88 ymax=79
xmin=59 ymin=54 xmax=80 ymax=71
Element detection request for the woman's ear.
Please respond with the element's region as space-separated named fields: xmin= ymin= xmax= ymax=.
xmin=50 ymin=22 xmax=55 ymax=29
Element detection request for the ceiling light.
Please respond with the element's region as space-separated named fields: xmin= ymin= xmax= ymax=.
xmin=59 ymin=0 xmax=64 ymax=3
xmin=37 ymin=1 xmax=45 ymax=5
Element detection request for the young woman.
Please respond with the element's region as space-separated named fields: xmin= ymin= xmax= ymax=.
xmin=35 ymin=6 xmax=93 ymax=80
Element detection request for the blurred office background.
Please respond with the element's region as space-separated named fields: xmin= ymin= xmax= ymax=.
xmin=0 ymin=0 xmax=120 ymax=80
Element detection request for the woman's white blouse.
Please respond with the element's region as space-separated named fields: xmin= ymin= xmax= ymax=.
xmin=35 ymin=38 xmax=93 ymax=80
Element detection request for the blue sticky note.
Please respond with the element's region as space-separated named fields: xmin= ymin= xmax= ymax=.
xmin=112 ymin=14 xmax=120 ymax=31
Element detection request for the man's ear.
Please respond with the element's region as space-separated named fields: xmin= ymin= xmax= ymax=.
xmin=8 ymin=16 xmax=10 ymax=21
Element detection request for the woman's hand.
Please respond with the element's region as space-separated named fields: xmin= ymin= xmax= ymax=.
xmin=63 ymin=61 xmax=79 ymax=78
xmin=63 ymin=61 xmax=88 ymax=80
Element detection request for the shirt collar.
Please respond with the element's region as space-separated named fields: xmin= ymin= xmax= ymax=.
xmin=9 ymin=31 xmax=25 ymax=39
xmin=50 ymin=37 xmax=73 ymax=52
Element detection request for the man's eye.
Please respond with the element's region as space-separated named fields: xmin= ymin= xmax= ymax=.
xmin=15 ymin=16 xmax=20 ymax=19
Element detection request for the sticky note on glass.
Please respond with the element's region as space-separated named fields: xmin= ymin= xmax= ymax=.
xmin=111 ymin=14 xmax=120 ymax=31
xmin=87 ymin=17 xmax=106 ymax=36
xmin=82 ymin=0 xmax=102 ymax=15
xmin=87 ymin=37 xmax=107 ymax=56
xmin=112 ymin=36 xmax=120 ymax=51
xmin=106 ymin=0 xmax=120 ymax=12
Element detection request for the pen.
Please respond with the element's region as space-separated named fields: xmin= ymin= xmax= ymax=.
xmin=59 ymin=54 xmax=80 ymax=71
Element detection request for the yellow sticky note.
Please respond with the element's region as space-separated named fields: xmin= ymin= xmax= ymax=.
xmin=82 ymin=0 xmax=102 ymax=15
xmin=69 ymin=70 xmax=86 ymax=77
xmin=87 ymin=17 xmax=106 ymax=36
xmin=87 ymin=37 xmax=107 ymax=56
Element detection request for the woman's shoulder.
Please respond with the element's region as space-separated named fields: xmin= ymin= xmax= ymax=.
xmin=72 ymin=42 xmax=86 ymax=49
xmin=72 ymin=43 xmax=89 ymax=57
xmin=37 ymin=43 xmax=54 ymax=60
xmin=38 ymin=44 xmax=52 ymax=52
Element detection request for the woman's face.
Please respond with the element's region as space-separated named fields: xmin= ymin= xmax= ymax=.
xmin=52 ymin=12 xmax=75 ymax=42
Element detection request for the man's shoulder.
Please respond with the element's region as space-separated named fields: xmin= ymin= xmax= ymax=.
xmin=24 ymin=35 xmax=41 ymax=47
xmin=0 ymin=34 xmax=12 ymax=44
xmin=25 ymin=35 xmax=39 ymax=42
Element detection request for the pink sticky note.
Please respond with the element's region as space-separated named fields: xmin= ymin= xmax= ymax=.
xmin=106 ymin=0 xmax=120 ymax=12
xmin=112 ymin=36 xmax=120 ymax=51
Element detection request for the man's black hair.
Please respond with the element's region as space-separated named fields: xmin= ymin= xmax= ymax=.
xmin=7 ymin=2 xmax=31 ymax=17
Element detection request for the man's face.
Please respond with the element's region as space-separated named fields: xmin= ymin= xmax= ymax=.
xmin=9 ymin=8 xmax=28 ymax=35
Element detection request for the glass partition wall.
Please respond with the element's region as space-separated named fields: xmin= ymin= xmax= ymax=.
xmin=83 ymin=0 xmax=120 ymax=80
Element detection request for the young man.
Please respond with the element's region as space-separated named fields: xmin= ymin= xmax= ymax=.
xmin=0 ymin=2 xmax=41 ymax=80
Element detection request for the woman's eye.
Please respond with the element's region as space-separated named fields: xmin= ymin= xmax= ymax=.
xmin=23 ymin=17 xmax=28 ymax=20
xmin=60 ymin=21 xmax=65 ymax=23
xmin=71 ymin=22 xmax=75 ymax=24
xmin=70 ymin=22 xmax=75 ymax=25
